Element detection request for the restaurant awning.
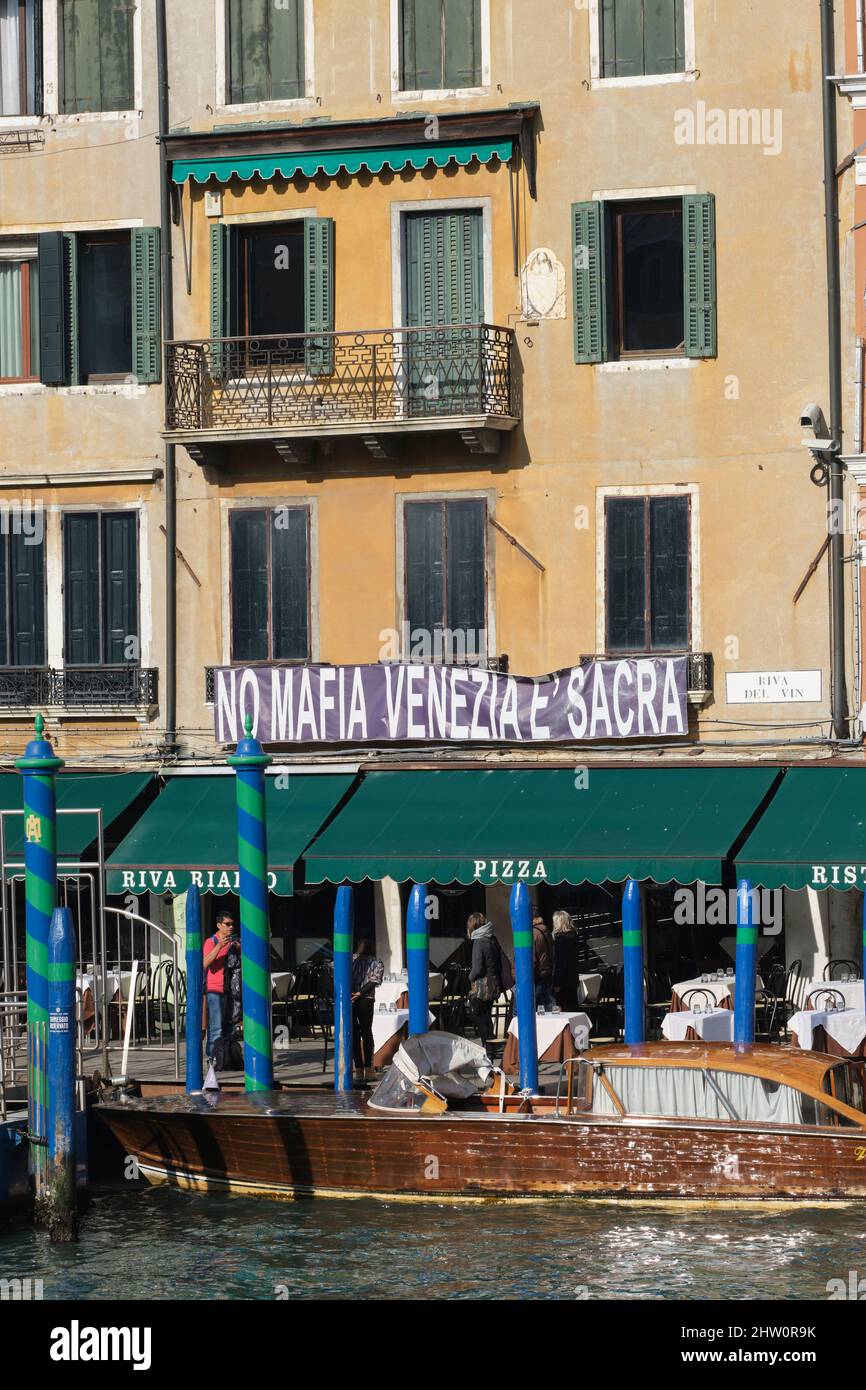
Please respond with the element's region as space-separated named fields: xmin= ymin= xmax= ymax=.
xmin=0 ymin=773 xmax=153 ymax=863
xmin=735 ymin=767 xmax=866 ymax=891
xmin=303 ymin=767 xmax=780 ymax=887
xmin=105 ymin=772 xmax=356 ymax=897
xmin=171 ymin=138 xmax=514 ymax=186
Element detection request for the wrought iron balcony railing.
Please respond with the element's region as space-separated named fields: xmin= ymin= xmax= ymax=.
xmin=0 ymin=668 xmax=158 ymax=709
xmin=166 ymin=324 xmax=520 ymax=435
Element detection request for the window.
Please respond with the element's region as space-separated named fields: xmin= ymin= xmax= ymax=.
xmin=226 ymin=0 xmax=305 ymax=105
xmin=400 ymin=0 xmax=482 ymax=92
xmin=606 ymin=494 xmax=689 ymax=653
xmin=63 ymin=511 xmax=138 ymax=666
xmin=403 ymin=498 xmax=487 ymax=663
xmin=60 ymin=0 xmax=134 ymax=113
xmin=210 ymin=219 xmax=332 ymax=374
xmin=0 ymin=0 xmax=40 ymax=115
xmin=0 ymin=248 xmax=39 ymax=380
xmin=230 ymin=508 xmax=310 ymax=663
xmin=573 ymin=194 xmax=716 ymax=363
xmin=0 ymin=529 xmax=45 ymax=667
xmin=600 ymin=0 xmax=685 ymax=78
xmin=36 ymin=227 xmax=159 ymax=385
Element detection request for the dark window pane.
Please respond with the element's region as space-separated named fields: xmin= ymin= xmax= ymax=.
xmin=244 ymin=225 xmax=305 ymax=341
xmin=230 ymin=511 xmax=269 ymax=662
xmin=606 ymin=498 xmax=646 ymax=651
xmin=649 ymin=496 xmax=689 ymax=648
xmin=102 ymin=512 xmax=137 ymax=664
xmin=446 ymin=499 xmax=485 ymax=659
xmin=271 ymin=508 xmax=309 ymax=661
xmin=620 ymin=206 xmax=684 ymax=354
xmin=9 ymin=530 xmax=45 ymax=667
xmin=63 ymin=512 xmax=101 ymax=665
xmin=405 ymin=502 xmax=445 ymax=649
xmin=79 ymin=236 xmax=132 ymax=377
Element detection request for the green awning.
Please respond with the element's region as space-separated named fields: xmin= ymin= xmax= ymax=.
xmin=0 ymin=773 xmax=153 ymax=863
xmin=171 ymin=138 xmax=514 ymax=185
xmin=106 ymin=773 xmax=356 ymax=897
xmin=303 ymin=767 xmax=779 ymax=887
xmin=735 ymin=768 xmax=866 ymax=890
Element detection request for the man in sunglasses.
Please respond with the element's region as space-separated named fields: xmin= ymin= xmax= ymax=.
xmin=203 ymin=911 xmax=238 ymax=1061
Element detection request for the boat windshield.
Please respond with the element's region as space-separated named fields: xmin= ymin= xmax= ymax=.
xmin=828 ymin=1063 xmax=866 ymax=1113
xmin=590 ymin=1065 xmax=836 ymax=1126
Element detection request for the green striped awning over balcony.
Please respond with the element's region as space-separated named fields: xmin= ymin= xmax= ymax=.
xmin=170 ymin=138 xmax=515 ymax=185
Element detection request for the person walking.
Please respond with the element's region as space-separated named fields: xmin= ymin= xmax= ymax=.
xmin=532 ymin=913 xmax=555 ymax=1010
xmin=466 ymin=911 xmax=504 ymax=1046
xmin=351 ymin=938 xmax=384 ymax=1083
xmin=552 ymin=910 xmax=581 ymax=1011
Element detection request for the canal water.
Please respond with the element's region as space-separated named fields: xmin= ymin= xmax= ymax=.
xmin=2 ymin=1188 xmax=864 ymax=1299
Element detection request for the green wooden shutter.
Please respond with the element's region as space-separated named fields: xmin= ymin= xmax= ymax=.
xmin=230 ymin=510 xmax=269 ymax=662
xmin=37 ymin=232 xmax=70 ymax=386
xmin=271 ymin=508 xmax=309 ymax=661
xmin=99 ymin=0 xmax=134 ymax=110
xmin=62 ymin=0 xmax=133 ymax=113
xmin=270 ymin=0 xmax=305 ymax=101
xmin=644 ymin=0 xmax=685 ymax=75
xmin=9 ymin=532 xmax=46 ymax=667
xmin=103 ymin=512 xmax=138 ymax=664
xmin=401 ymin=0 xmax=442 ymax=91
xmin=64 ymin=232 xmax=80 ymax=385
xmin=606 ymin=497 xmax=646 ymax=652
xmin=210 ymin=224 xmax=239 ymax=375
xmin=602 ymin=0 xmax=642 ymax=78
xmin=683 ymin=193 xmax=717 ymax=358
xmin=228 ymin=0 xmax=268 ymax=105
xmin=405 ymin=501 xmax=445 ymax=643
xmin=649 ymin=495 xmax=689 ymax=649
xmin=446 ymin=499 xmax=485 ymax=658
xmin=0 ymin=537 xmax=7 ymax=665
xmin=443 ymin=0 xmax=482 ymax=88
xmin=63 ymin=512 xmax=101 ymax=665
xmin=131 ymin=227 xmax=161 ymax=384
xmin=572 ymin=201 xmax=608 ymax=364
xmin=304 ymin=217 xmax=335 ymax=375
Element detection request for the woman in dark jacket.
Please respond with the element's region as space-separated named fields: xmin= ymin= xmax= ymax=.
xmin=552 ymin=910 xmax=581 ymax=1011
xmin=467 ymin=911 xmax=504 ymax=1045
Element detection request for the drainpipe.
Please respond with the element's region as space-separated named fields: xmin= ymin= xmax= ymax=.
xmin=156 ymin=0 xmax=177 ymax=752
xmin=858 ymin=0 xmax=865 ymax=74
xmin=821 ymin=0 xmax=850 ymax=741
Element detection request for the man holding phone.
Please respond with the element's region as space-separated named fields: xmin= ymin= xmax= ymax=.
xmin=203 ymin=911 xmax=238 ymax=1061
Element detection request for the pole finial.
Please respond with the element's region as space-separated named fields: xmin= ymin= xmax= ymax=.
xmin=243 ymin=713 xmax=253 ymax=736
xmin=34 ymin=713 xmax=45 ymax=738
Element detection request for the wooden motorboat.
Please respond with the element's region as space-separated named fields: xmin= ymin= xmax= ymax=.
xmin=93 ymin=1039 xmax=866 ymax=1203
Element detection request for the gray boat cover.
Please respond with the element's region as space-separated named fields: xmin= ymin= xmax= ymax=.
xmin=369 ymin=1032 xmax=494 ymax=1111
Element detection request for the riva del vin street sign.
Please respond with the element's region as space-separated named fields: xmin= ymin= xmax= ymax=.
xmin=212 ymin=658 xmax=688 ymax=745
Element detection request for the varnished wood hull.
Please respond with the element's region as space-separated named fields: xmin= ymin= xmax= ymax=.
xmin=95 ymin=1092 xmax=866 ymax=1203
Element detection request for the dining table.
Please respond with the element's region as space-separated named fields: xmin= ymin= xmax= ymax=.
xmin=670 ymin=974 xmax=764 ymax=1012
xmin=788 ymin=1007 xmax=866 ymax=1059
xmin=661 ymin=1008 xmax=735 ymax=1043
xmin=76 ymin=969 xmax=132 ymax=1038
xmin=501 ymin=1010 xmax=591 ymax=1074
xmin=374 ymin=974 xmax=444 ymax=1011
xmin=801 ymin=979 xmax=865 ymax=1012
xmin=371 ymin=1007 xmax=435 ymax=1068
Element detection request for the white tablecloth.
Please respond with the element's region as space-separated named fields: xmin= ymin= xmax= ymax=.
xmin=788 ymin=1008 xmax=866 ymax=1055
xmin=578 ymin=973 xmax=603 ymax=1005
xmin=802 ymin=979 xmax=865 ymax=1012
xmin=507 ymin=1010 xmax=591 ymax=1056
xmin=372 ymin=1007 xmax=435 ymax=1051
xmin=661 ymin=1008 xmax=735 ymax=1042
xmin=77 ymin=970 xmax=129 ymax=1011
xmin=375 ymin=974 xmax=443 ymax=1009
xmin=671 ymin=974 xmax=764 ymax=1009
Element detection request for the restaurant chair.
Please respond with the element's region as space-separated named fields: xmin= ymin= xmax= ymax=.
xmin=805 ymin=987 xmax=846 ymax=1012
xmin=284 ymin=962 xmax=317 ymax=1041
xmin=823 ymin=959 xmax=860 ymax=982
xmin=764 ymin=960 xmax=801 ymax=1040
xmin=586 ymin=966 xmax=623 ymax=1044
xmin=754 ymin=988 xmax=778 ymax=1042
xmin=644 ymin=970 xmax=672 ymax=1040
xmin=680 ymin=987 xmax=716 ymax=1013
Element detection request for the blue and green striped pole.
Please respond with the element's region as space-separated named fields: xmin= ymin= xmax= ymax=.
xmin=333 ymin=885 xmax=354 ymax=1092
xmin=184 ymin=885 xmax=204 ymax=1094
xmin=227 ymin=714 xmax=273 ymax=1092
xmin=15 ymin=715 xmax=63 ymax=1196
xmin=510 ymin=882 xmax=538 ymax=1092
xmin=407 ymin=883 xmax=429 ymax=1037
xmin=733 ymin=879 xmax=757 ymax=1047
xmin=47 ymin=906 xmax=77 ymax=1242
xmin=622 ymin=879 xmax=645 ymax=1045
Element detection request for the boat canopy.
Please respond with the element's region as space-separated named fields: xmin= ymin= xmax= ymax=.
xmin=368 ymin=1032 xmax=493 ymax=1113
xmin=591 ymin=1063 xmax=831 ymax=1126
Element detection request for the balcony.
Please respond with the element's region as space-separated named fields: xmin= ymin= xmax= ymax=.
xmin=165 ymin=325 xmax=521 ymax=467
xmin=0 ymin=668 xmax=158 ymax=718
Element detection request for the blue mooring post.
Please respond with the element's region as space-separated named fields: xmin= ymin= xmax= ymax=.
xmin=333 ymin=886 xmax=354 ymax=1092
xmin=407 ymin=883 xmax=429 ymax=1036
xmin=622 ymin=879 xmax=645 ymax=1045
xmin=227 ymin=714 xmax=274 ymax=1092
xmin=733 ymin=879 xmax=757 ymax=1046
xmin=47 ymin=906 xmax=77 ymax=1243
xmin=510 ymin=882 xmax=538 ymax=1093
xmin=185 ymin=885 xmax=203 ymax=1094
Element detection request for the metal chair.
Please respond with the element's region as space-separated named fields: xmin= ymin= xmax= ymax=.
xmin=824 ymin=959 xmax=860 ymax=981
xmin=765 ymin=959 xmax=801 ymax=1040
xmin=806 ymin=987 xmax=846 ymax=1012
xmin=644 ymin=969 xmax=672 ymax=1039
xmin=680 ymin=987 xmax=716 ymax=1012
xmin=284 ymin=961 xmax=317 ymax=1040
xmin=754 ymin=988 xmax=779 ymax=1041
xmin=586 ymin=965 xmax=623 ymax=1043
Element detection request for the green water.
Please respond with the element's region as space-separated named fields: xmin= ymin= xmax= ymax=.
xmin=2 ymin=1188 xmax=864 ymax=1300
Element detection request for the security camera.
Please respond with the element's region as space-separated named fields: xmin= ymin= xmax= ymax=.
xmin=800 ymin=402 xmax=828 ymax=435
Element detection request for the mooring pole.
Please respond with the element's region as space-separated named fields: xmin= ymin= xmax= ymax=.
xmin=733 ymin=879 xmax=757 ymax=1047
xmin=185 ymin=885 xmax=203 ymax=1094
xmin=622 ymin=879 xmax=645 ymax=1045
xmin=407 ymin=882 xmax=429 ymax=1037
xmin=47 ymin=906 xmax=77 ymax=1242
xmin=227 ymin=714 xmax=273 ymax=1092
xmin=15 ymin=715 xmax=63 ymax=1205
xmin=510 ymin=882 xmax=538 ymax=1093
xmin=333 ymin=885 xmax=354 ymax=1092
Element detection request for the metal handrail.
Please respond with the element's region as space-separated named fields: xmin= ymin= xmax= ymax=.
xmin=165 ymin=321 xmax=511 ymax=347
xmin=103 ymin=908 xmax=182 ymax=1081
